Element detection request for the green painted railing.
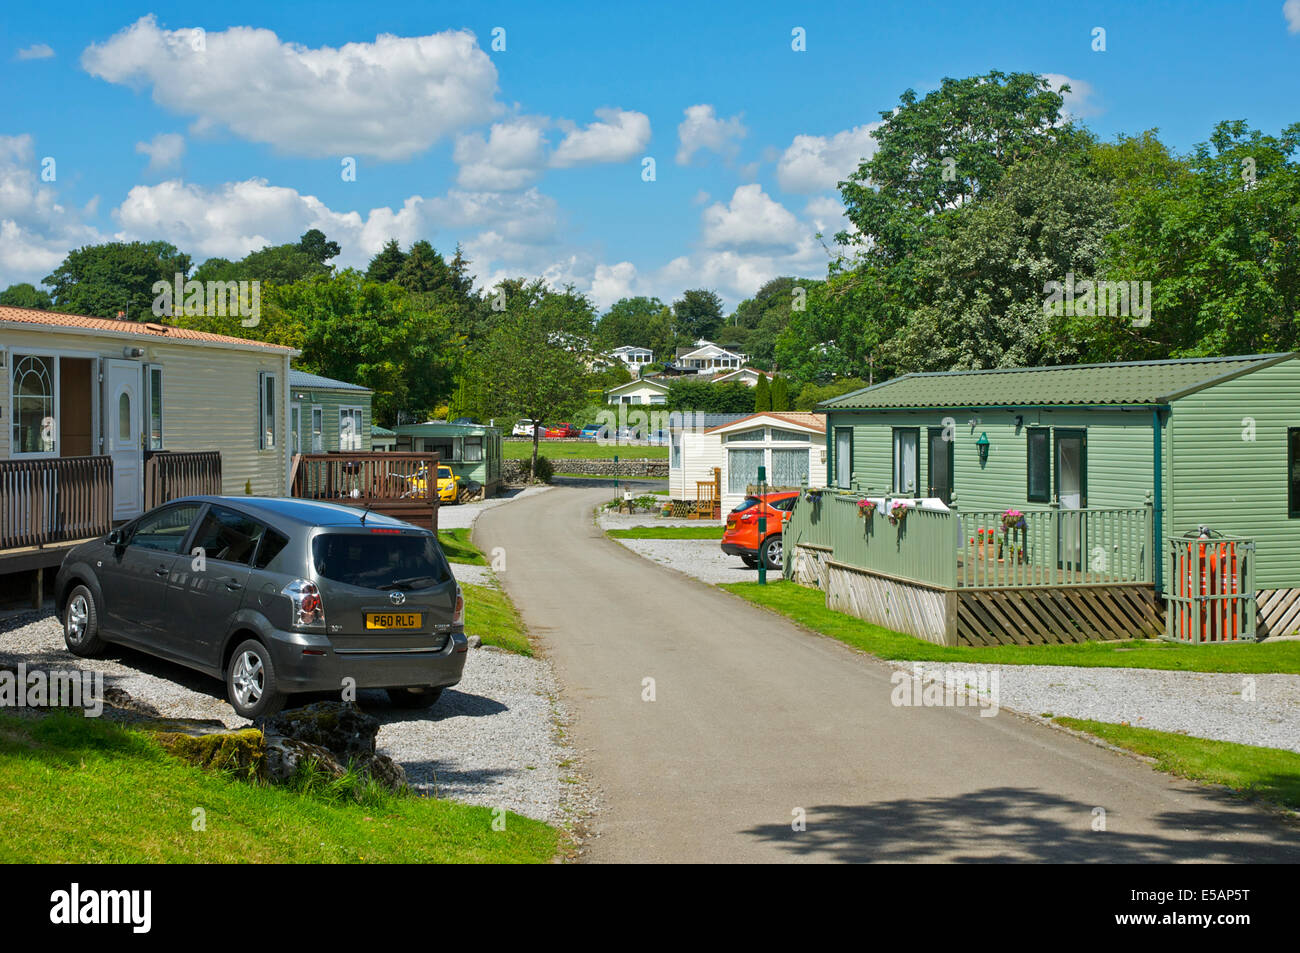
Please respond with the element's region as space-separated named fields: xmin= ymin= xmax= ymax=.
xmin=784 ymin=488 xmax=1154 ymax=590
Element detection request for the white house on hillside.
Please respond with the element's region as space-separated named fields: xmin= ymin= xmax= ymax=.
xmin=674 ymin=340 xmax=747 ymax=373
xmin=708 ymin=367 xmax=773 ymax=388
xmin=605 ymin=377 xmax=670 ymax=405
xmin=608 ymin=345 xmax=654 ymax=371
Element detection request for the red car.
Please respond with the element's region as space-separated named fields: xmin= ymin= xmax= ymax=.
xmin=721 ymin=491 xmax=800 ymax=570
xmin=544 ymin=423 xmax=580 ymax=438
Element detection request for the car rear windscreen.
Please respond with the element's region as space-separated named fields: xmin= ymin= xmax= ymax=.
xmin=312 ymin=533 xmax=450 ymax=590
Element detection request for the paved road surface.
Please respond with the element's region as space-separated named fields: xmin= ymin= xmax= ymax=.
xmin=476 ymin=486 xmax=1300 ymax=863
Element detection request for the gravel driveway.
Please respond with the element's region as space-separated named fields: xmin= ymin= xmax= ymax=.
xmin=891 ymin=660 xmax=1300 ymax=753
xmin=0 ymin=608 xmax=579 ymax=825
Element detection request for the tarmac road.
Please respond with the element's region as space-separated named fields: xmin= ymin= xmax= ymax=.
xmin=475 ymin=485 xmax=1300 ymax=863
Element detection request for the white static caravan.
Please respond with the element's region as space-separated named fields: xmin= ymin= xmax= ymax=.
xmin=706 ymin=412 xmax=828 ymax=514
xmin=667 ymin=412 xmax=749 ymax=503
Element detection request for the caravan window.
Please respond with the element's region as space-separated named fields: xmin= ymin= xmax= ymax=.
xmin=12 ymin=354 xmax=56 ymax=455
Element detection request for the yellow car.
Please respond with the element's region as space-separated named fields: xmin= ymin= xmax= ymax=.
xmin=401 ymin=465 xmax=461 ymax=504
xmin=434 ymin=466 xmax=461 ymax=503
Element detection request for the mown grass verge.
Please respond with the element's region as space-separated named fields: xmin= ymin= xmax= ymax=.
xmin=0 ymin=711 xmax=558 ymax=863
xmin=1053 ymin=717 xmax=1300 ymax=811
xmin=438 ymin=527 xmax=487 ymax=565
xmin=607 ymin=526 xmax=724 ymax=540
xmin=721 ymin=580 xmax=1300 ymax=674
xmin=462 ymin=582 xmax=531 ymax=656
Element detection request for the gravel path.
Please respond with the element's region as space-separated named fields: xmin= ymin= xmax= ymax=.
xmin=0 ymin=610 xmax=578 ymax=824
xmin=610 ymin=537 xmax=759 ymax=585
xmin=890 ymin=661 xmax=1300 ymax=753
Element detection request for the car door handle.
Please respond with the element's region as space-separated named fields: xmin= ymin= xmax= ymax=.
xmin=225 ymin=580 xmax=244 ymax=591
xmin=154 ymin=565 xmax=169 ymax=577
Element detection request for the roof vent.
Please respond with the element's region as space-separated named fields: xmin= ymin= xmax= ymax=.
xmin=143 ymin=322 xmax=170 ymax=333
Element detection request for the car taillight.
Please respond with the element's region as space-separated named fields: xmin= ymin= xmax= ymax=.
xmin=452 ymin=588 xmax=465 ymax=626
xmin=282 ymin=579 xmax=325 ymax=630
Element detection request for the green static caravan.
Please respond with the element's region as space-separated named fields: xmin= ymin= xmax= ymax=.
xmin=392 ymin=421 xmax=504 ymax=497
xmin=816 ymin=353 xmax=1300 ymax=639
xmin=287 ymin=370 xmax=372 ymax=455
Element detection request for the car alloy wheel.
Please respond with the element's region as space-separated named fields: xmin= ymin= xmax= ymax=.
xmin=763 ymin=535 xmax=783 ymax=570
xmin=66 ymin=593 xmax=89 ymax=644
xmin=230 ymin=650 xmax=265 ymax=709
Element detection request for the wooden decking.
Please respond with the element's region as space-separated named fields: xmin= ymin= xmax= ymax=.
xmin=290 ymin=452 xmax=440 ymax=530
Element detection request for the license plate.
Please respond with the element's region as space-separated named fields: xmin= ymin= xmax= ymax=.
xmin=365 ymin=612 xmax=422 ymax=630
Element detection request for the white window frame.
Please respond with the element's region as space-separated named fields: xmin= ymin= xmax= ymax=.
xmin=338 ymin=405 xmax=363 ymax=451
xmin=144 ymin=364 xmax=164 ymax=451
xmin=311 ymin=405 xmax=323 ymax=452
xmin=259 ymin=371 xmax=277 ymax=450
xmin=10 ymin=351 xmax=60 ymax=458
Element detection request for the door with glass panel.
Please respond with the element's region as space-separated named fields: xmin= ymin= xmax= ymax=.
xmin=927 ymin=427 xmax=953 ymax=504
xmin=1054 ymin=429 xmax=1086 ymax=572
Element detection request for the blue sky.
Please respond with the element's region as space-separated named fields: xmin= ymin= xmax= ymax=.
xmin=2 ymin=1 xmax=1298 ymax=309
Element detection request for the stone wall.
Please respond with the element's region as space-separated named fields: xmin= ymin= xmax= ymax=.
xmin=503 ymin=458 xmax=667 ymax=483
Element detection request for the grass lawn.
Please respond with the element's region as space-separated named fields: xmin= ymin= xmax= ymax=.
xmin=438 ymin=527 xmax=487 ymax=565
xmin=722 ymin=580 xmax=1300 ymax=674
xmin=504 ymin=441 xmax=669 ymax=461
xmin=0 ymin=712 xmax=558 ymax=863
xmin=1054 ymin=717 xmax=1300 ymax=811
xmin=463 ymin=582 xmax=531 ymax=656
xmin=607 ymin=526 xmax=723 ymax=540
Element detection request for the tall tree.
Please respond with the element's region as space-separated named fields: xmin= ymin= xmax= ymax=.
xmin=753 ymin=374 xmax=771 ymax=412
xmin=672 ymin=288 xmax=725 ymax=341
xmin=0 ymin=282 xmax=53 ymax=309
xmin=396 ymin=240 xmax=453 ymax=294
xmin=473 ymin=279 xmax=593 ymax=475
xmin=365 ymin=239 xmax=407 ymax=283
xmin=770 ymin=375 xmax=790 ymax=411
xmin=43 ymin=240 xmax=191 ymax=320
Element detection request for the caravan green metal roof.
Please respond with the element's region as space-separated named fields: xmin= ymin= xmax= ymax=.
xmin=818 ymin=354 xmax=1294 ymax=410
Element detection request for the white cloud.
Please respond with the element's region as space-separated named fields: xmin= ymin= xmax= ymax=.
xmin=1042 ymin=73 xmax=1100 ymax=119
xmin=1286 ymin=0 xmax=1300 ymax=32
xmin=776 ymin=123 xmax=881 ymax=193
xmin=702 ymin=184 xmax=802 ymax=253
xmin=0 ymin=135 xmax=102 ymax=286
xmin=676 ymin=104 xmax=746 ymax=165
xmin=550 ymin=108 xmax=650 ymax=167
xmin=453 ymin=117 xmax=550 ymax=190
xmin=110 ymin=177 xmax=564 ymax=287
xmin=589 ymin=262 xmax=640 ymax=309
xmin=16 ymin=44 xmax=54 ymax=61
xmin=81 ymin=16 xmax=500 ymax=160
xmin=135 ymin=133 xmax=185 ymax=173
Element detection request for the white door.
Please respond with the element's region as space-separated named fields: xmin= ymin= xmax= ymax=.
xmin=103 ymin=359 xmax=143 ymax=520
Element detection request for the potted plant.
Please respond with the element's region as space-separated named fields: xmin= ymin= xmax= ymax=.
xmin=857 ymin=498 xmax=876 ymax=519
xmin=888 ymin=500 xmax=909 ymax=526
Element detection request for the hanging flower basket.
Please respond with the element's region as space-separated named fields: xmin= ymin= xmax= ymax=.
xmin=1001 ymin=508 xmax=1026 ymax=532
xmin=857 ymin=498 xmax=876 ymax=519
xmin=804 ymin=488 xmax=823 ymax=505
xmin=888 ymin=500 xmax=910 ymax=526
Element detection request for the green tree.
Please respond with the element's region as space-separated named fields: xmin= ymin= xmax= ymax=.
xmin=396 ymin=240 xmax=453 ymax=295
xmin=794 ymin=377 xmax=870 ymax=411
xmin=192 ymin=231 xmax=339 ymax=286
xmin=1070 ymin=120 xmax=1300 ymax=360
xmin=672 ymin=289 xmax=725 ymax=340
xmin=770 ymin=375 xmax=790 ymax=411
xmin=753 ymin=373 xmax=771 ymax=412
xmin=473 ymin=279 xmax=593 ymax=475
xmin=0 ymin=282 xmax=53 ymax=309
xmin=43 ymin=240 xmax=191 ymax=320
xmin=730 ymin=277 xmax=821 ymax=366
xmin=665 ymin=379 xmax=754 ymax=413
xmin=365 ymin=239 xmax=408 ymax=283
xmin=596 ymin=297 xmax=667 ymax=349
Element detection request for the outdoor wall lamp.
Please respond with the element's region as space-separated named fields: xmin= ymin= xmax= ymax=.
xmin=976 ymin=431 xmax=990 ymax=464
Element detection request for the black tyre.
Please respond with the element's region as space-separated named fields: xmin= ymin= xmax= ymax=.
xmin=387 ymin=686 xmax=444 ymax=709
xmin=63 ymin=584 xmax=106 ymax=657
xmin=740 ymin=555 xmax=759 ymax=569
xmin=760 ymin=534 xmax=783 ymax=571
xmin=226 ymin=638 xmax=287 ymax=719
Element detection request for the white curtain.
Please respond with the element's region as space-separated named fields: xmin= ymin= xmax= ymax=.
xmin=772 ymin=449 xmax=809 ymax=487
xmin=728 ymin=449 xmax=763 ymax=493
xmin=893 ymin=429 xmax=917 ymax=493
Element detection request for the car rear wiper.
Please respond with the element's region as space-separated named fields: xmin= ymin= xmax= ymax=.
xmin=376 ymin=576 xmax=437 ymax=590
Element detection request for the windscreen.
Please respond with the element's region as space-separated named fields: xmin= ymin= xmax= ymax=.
xmin=312 ymin=532 xmax=450 ymax=590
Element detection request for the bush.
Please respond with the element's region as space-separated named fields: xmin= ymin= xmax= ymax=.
xmin=519 ymin=455 xmax=554 ymax=483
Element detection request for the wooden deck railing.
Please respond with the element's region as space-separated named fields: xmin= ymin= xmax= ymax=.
xmin=290 ymin=452 xmax=440 ymax=530
xmin=784 ymin=489 xmax=1154 ymax=590
xmin=144 ymin=451 xmax=223 ymax=509
xmin=0 ymin=456 xmax=113 ymax=550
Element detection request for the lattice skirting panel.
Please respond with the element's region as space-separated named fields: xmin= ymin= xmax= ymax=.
xmin=956 ymin=585 xmax=1161 ymax=645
